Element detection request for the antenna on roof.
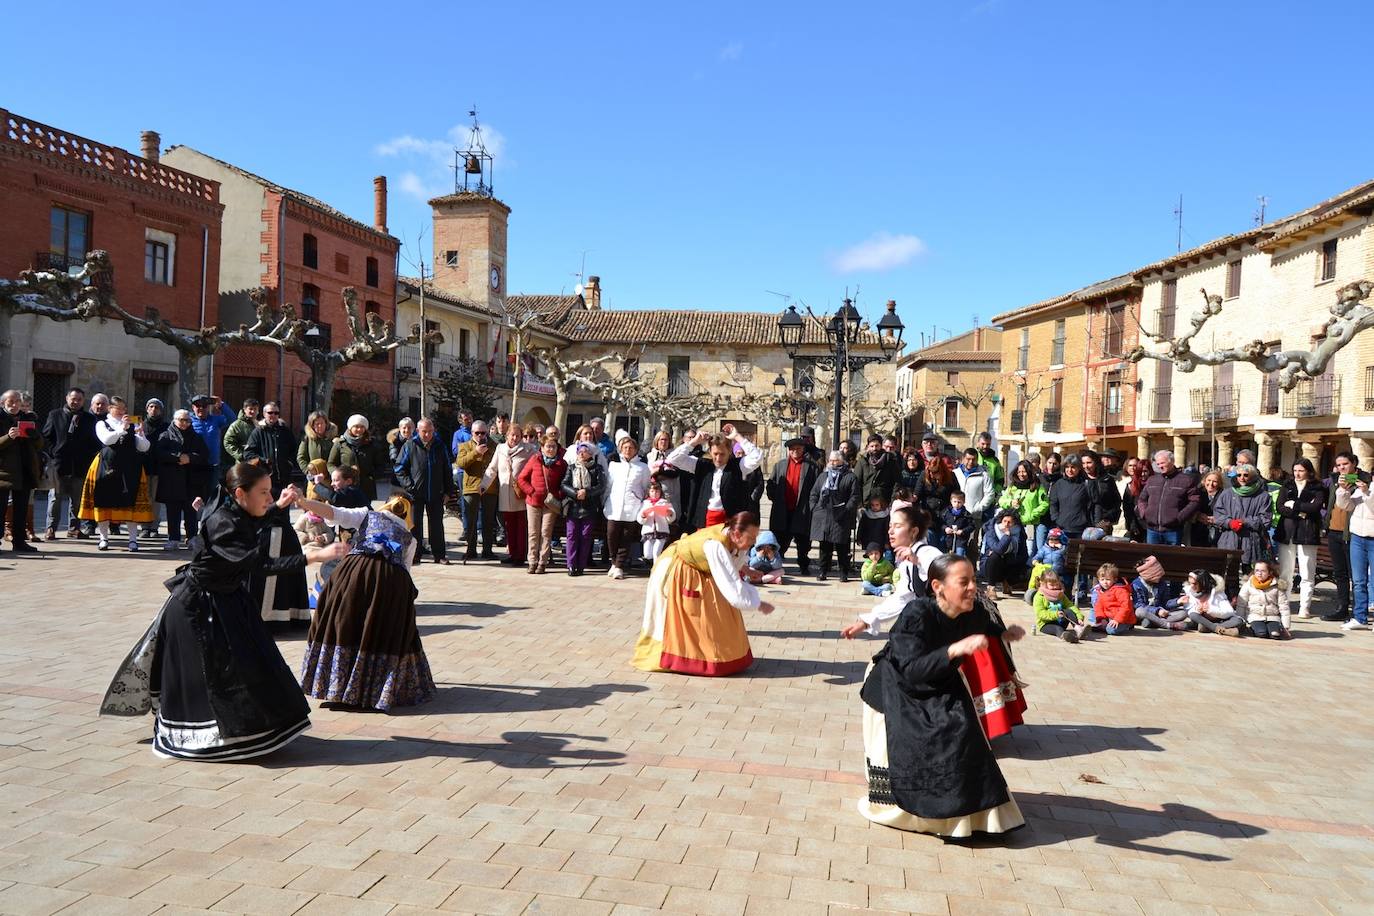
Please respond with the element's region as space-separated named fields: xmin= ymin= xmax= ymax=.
xmin=765 ymin=290 xmax=793 ymax=308
xmin=1254 ymin=195 xmax=1269 ymax=227
xmin=1173 ymin=194 xmax=1184 ymax=252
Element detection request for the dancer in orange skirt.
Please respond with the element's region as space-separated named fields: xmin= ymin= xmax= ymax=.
xmin=633 ymin=511 xmax=775 ymax=675
xmin=79 ymin=397 xmax=155 ymax=551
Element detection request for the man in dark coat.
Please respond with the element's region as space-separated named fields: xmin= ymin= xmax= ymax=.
xmin=799 ymin=426 xmax=825 ymax=468
xmin=243 ymin=402 xmax=298 ymax=496
xmin=809 ymin=451 xmax=861 ymax=581
xmin=765 ymin=438 xmax=819 ymax=574
xmin=396 ymin=417 xmax=456 ymax=563
xmin=1135 ymin=449 xmax=1202 ymax=546
xmin=665 ymin=425 xmax=763 ymax=530
xmin=140 ymin=398 xmax=171 ymax=538
xmin=855 ymin=434 xmax=901 ymax=504
xmin=40 ymin=386 xmax=98 ymax=539
xmin=1 ymin=389 xmax=45 ymax=553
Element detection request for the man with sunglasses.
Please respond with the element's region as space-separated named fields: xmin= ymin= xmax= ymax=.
xmin=454 ymin=420 xmax=500 ymax=560
xmin=243 ymin=401 xmax=298 ymax=496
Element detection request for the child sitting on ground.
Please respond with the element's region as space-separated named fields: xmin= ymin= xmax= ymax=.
xmin=942 ymin=490 xmax=976 ymax=557
xmin=1033 ymin=570 xmax=1085 ymax=643
xmin=743 ymin=530 xmax=784 ymax=584
xmin=1237 ymin=558 xmax=1290 ymax=639
xmin=330 ymin=464 xmax=368 ymax=510
xmin=1025 ymin=527 xmax=1068 ymax=604
xmin=860 ymin=542 xmax=895 ymax=596
xmin=305 ymin=458 xmax=334 ymax=503
xmin=1132 ymin=555 xmax=1186 ymax=630
xmin=1088 ymin=562 xmax=1136 ymax=635
xmin=1182 ymin=569 xmax=1244 ymax=637
xmin=856 ymin=496 xmax=892 ymax=558
xmin=637 ymin=480 xmax=675 ymax=565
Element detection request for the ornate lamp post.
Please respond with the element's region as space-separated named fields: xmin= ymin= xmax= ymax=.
xmin=777 ymin=298 xmax=904 ymax=450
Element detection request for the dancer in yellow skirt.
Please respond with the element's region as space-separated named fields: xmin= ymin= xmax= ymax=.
xmin=79 ymin=397 xmax=154 ymax=551
xmin=633 ymin=511 xmax=775 ymax=675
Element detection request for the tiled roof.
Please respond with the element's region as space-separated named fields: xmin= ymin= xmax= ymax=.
xmin=990 ymin=292 xmax=1073 ymax=326
xmin=428 ymin=191 xmax=512 ymax=214
xmin=1070 ymin=273 xmax=1141 ymax=301
xmin=908 ymin=349 xmax=1000 ymax=364
xmin=506 ymin=294 xmax=583 ymax=328
xmin=165 ymin=145 xmax=397 ymax=243
xmin=1259 ymin=177 xmax=1374 ymax=248
xmin=396 ymin=277 xmax=497 ymax=316
xmin=551 ymin=307 xmax=884 ymax=347
xmin=1132 ymin=230 xmax=1263 ymax=277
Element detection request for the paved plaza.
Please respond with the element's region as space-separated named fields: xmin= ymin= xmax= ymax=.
xmin=2 ymin=523 xmax=1374 ymax=915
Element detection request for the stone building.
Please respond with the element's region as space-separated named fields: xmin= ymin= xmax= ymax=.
xmin=0 ymin=109 xmax=223 ymax=416
xmin=160 ymin=146 xmax=399 ymax=424
xmin=894 ymin=327 xmax=1001 ymax=452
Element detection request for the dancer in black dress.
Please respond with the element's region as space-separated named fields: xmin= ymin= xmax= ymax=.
xmin=100 ymin=463 xmax=344 ymax=760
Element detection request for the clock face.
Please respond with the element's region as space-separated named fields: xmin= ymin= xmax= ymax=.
xmin=490 ymin=266 xmax=501 ymax=291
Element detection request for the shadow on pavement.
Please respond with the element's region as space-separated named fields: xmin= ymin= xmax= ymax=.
xmin=748 ymin=629 xmax=845 ymax=640
xmin=260 ymin=730 xmax=624 ymax=769
xmin=744 ymin=656 xmax=865 ymax=685
xmin=417 ymin=601 xmax=527 ymax=619
xmin=404 ymin=681 xmax=649 ymax=716
xmin=997 ymin=724 xmax=1167 ymax=760
xmin=972 ymin=792 xmax=1260 ymax=861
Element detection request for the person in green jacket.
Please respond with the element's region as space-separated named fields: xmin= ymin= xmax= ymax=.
xmin=221 ymin=400 xmax=260 ymax=465
xmin=976 ymin=432 xmax=1005 ymax=493
xmin=998 ymin=459 xmax=1049 ymax=554
xmin=297 ymin=411 xmax=333 ymax=477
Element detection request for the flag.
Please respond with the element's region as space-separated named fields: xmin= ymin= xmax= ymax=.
xmin=486 ymin=323 xmax=504 ymax=380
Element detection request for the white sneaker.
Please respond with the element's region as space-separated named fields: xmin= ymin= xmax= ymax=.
xmin=1341 ymin=619 xmax=1368 ymax=631
xmin=97 ymin=537 xmax=109 ymax=551
xmin=612 ymin=567 xmax=625 ymax=580
xmin=606 ymin=567 xmax=617 ymax=578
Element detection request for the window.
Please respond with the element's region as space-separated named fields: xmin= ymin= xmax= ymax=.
xmin=1050 ymin=377 xmax=1063 ymax=409
xmin=303 ymin=233 xmax=318 ymax=269
xmin=335 ymin=252 xmax=350 ymax=275
xmin=364 ymin=299 xmax=381 ymax=316
xmin=943 ymin=397 xmax=960 ymax=429
xmin=145 ymin=240 xmax=170 ymax=285
xmin=1321 ymin=238 xmax=1338 ymax=282
xmin=50 ymin=206 xmax=90 ymax=266
xmin=301 ymin=283 xmax=320 ymax=321
xmin=31 ymin=368 xmax=70 ymax=420
xmin=423 ymin=320 xmax=439 ymax=366
xmin=1051 ymin=318 xmax=1066 ymax=365
xmin=1103 ymin=304 xmax=1125 ymax=356
xmin=444 ymin=250 xmax=459 ymax=267
xmin=1159 ymin=279 xmax=1177 ymax=336
xmin=947 ymin=370 xmax=960 ymax=386
xmin=668 ymin=356 xmax=691 ymax=396
xmin=366 ymin=257 xmax=379 ymax=288
xmin=1104 ymin=373 xmax=1123 ymax=417
xmin=1017 ymin=328 xmax=1029 ymax=371
xmin=459 ymin=329 xmax=472 ymax=360
xmin=623 ymin=358 xmax=640 ymax=379
xmin=1225 ymin=259 xmax=1242 ymax=298
xmin=1261 ymin=341 xmax=1281 ymax=414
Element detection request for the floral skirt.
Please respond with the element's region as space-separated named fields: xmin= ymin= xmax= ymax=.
xmin=300 ymin=553 xmax=434 ymax=710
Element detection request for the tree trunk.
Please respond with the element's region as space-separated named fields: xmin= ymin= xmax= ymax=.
xmin=176 ymin=349 xmax=202 ymax=410
xmin=509 ymin=330 xmax=522 ymax=421
xmin=0 ymin=309 xmax=13 ymax=393
xmin=552 ymin=377 xmax=569 ymax=435
xmin=313 ymin=358 xmax=339 ymax=418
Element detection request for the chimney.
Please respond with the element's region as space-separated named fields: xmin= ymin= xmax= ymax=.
xmin=973 ymin=327 xmax=983 ymax=349
xmin=373 ymin=176 xmax=388 ymax=233
xmin=140 ymin=130 xmax=160 ymax=163
xmin=584 ymin=275 xmax=602 ymax=310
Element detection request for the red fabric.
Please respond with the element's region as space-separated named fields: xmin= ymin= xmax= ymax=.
xmin=705 ymin=508 xmax=728 ymax=526
xmin=1095 ymin=581 xmax=1137 ymax=625
xmin=659 ymin=649 xmax=754 ymax=677
xmin=960 ymin=641 xmax=1026 ymax=740
xmin=502 ymin=510 xmax=527 ymax=564
xmin=1228 ymin=518 xmax=1244 ymax=532
xmin=515 ymin=456 xmax=567 ymax=507
xmin=784 ymin=458 xmax=803 ymax=510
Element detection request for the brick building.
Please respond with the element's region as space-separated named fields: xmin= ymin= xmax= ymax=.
xmin=160 ymin=146 xmax=399 ymax=425
xmin=0 ymin=108 xmax=223 ymax=416
xmin=894 ymin=326 xmax=1001 ymax=452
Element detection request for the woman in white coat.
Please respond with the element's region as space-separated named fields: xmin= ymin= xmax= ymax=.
xmin=481 ymin=422 xmax=539 ymax=567
xmin=603 ymin=434 xmax=650 ymax=579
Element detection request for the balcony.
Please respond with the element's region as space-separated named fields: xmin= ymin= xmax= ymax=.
xmin=1087 ymin=398 xmax=1125 ymax=429
xmin=34 ymin=251 xmax=113 ymax=291
xmin=1259 ymin=376 xmax=1281 ymax=415
xmin=1190 ymin=385 xmax=1237 ymax=422
xmin=1042 ymin=408 xmax=1061 ymax=433
xmin=1008 ymin=409 xmax=1024 ymax=434
xmin=1282 ymin=376 xmax=1341 ymax=418
xmin=395 ymin=344 xmax=463 ymax=379
xmin=1149 ymin=387 xmax=1172 ymax=423
xmin=1364 ymin=367 xmax=1374 ymax=411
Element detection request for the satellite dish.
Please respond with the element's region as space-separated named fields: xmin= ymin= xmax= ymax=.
xmin=574 ymin=283 xmax=584 ymax=296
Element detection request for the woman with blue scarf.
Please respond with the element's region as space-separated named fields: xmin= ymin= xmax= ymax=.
xmin=297 ymin=493 xmax=436 ymax=711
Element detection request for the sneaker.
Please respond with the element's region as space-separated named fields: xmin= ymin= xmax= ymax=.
xmin=612 ymin=567 xmax=625 ymax=580
xmin=1060 ymin=629 xmax=1079 ymax=644
xmin=179 ymin=541 xmax=191 ymax=550
xmin=163 ymin=541 xmax=180 ymax=551
xmin=1340 ymin=619 xmax=1368 ymax=631
xmin=606 ymin=566 xmax=617 ymax=578
xmin=97 ymin=537 xmax=109 ymax=551
xmin=128 ymin=541 xmax=139 ymax=553
xmin=1216 ymin=626 xmax=1240 ymax=637
xmin=1297 ymin=611 xmax=1313 ymax=619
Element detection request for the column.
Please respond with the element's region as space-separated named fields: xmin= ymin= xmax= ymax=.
xmin=1257 ymin=433 xmax=1284 ymax=477
xmin=1215 ymin=433 xmax=1235 ymax=470
xmin=1352 ymin=436 xmax=1374 ymax=473
xmin=1297 ymin=438 xmax=1323 ymax=464
xmin=1172 ymin=432 xmax=1189 ymax=467
xmin=1136 ymin=434 xmax=1151 ymax=460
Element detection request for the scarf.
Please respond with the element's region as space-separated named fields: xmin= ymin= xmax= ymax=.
xmin=821 ymin=466 xmax=843 ymax=493
xmin=571 ymin=461 xmax=592 ymax=492
xmin=343 ymin=432 xmax=366 ymax=448
xmin=867 ymin=451 xmax=885 ymax=468
xmin=1233 ymin=479 xmax=1264 ymax=497
xmin=541 ymin=454 xmax=559 ymax=467
xmin=1249 ymin=574 xmax=1275 ymax=591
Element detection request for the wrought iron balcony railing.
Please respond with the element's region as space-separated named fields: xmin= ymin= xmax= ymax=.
xmin=1008 ymin=409 xmax=1024 ymax=434
xmin=1282 ymin=377 xmax=1341 ymax=418
xmin=1042 ymin=407 xmax=1061 ymax=433
xmin=1190 ymin=385 xmax=1237 ymax=422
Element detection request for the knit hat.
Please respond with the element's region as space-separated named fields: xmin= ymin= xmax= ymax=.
xmin=1136 ymin=555 xmax=1165 ymax=584
xmin=864 ymin=542 xmax=884 ymax=554
xmin=346 ymin=414 xmax=369 ymax=431
xmin=1047 ymin=527 xmax=1064 ymax=543
xmin=307 ymin=458 xmax=329 ymax=477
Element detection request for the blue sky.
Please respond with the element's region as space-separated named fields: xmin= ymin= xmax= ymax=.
xmin=7 ymin=1 xmax=1373 ymax=345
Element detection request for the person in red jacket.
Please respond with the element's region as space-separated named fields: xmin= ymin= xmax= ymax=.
xmin=514 ymin=436 xmax=568 ymax=574
xmin=1088 ymin=562 xmax=1136 ymax=635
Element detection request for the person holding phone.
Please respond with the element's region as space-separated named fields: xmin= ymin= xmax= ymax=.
xmin=0 ymin=389 xmax=46 ymax=554
xmin=1334 ymin=457 xmax=1374 ymax=631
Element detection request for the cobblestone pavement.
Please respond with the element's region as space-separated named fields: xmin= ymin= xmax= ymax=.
xmin=3 ymin=521 xmax=1374 ymax=915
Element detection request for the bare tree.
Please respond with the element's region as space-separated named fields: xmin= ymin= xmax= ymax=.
xmin=531 ymin=347 xmax=622 ymax=433
xmin=1128 ymin=279 xmax=1374 ymax=390
xmin=948 ymin=380 xmax=999 ymax=446
xmin=1006 ymin=374 xmax=1053 ymax=457
xmin=0 ymin=252 xmax=114 ymax=391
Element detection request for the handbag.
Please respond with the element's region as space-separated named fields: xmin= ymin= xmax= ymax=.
xmin=542 ymin=464 xmax=562 ymax=513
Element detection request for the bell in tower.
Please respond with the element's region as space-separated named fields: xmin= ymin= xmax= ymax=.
xmin=454 ymin=107 xmax=494 ymax=197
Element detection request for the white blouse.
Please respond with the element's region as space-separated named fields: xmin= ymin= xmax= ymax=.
xmin=96 ymin=417 xmax=150 ymax=452
xmin=856 ymin=542 xmax=943 ymax=635
xmin=329 ymin=506 xmax=417 ymax=568
xmin=703 ymin=539 xmax=760 ymax=611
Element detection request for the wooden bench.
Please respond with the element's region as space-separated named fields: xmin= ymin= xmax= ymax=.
xmin=1314 ymin=540 xmax=1335 ymax=587
xmin=1067 ymin=539 xmax=1243 ymax=597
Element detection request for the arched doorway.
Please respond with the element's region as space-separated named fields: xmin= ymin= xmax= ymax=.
xmin=522 ymin=405 xmax=553 ymax=427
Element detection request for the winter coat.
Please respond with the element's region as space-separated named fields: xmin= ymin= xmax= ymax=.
xmin=480 ymin=441 xmax=539 ymax=513
xmin=1182 ymin=580 xmax=1235 ymax=620
xmin=980 ymin=525 xmax=1019 ymax=559
xmin=766 ymin=456 xmax=818 ymax=539
xmin=1275 ymin=478 xmax=1327 ymax=545
xmin=1135 ymin=469 xmax=1202 ymax=533
xmin=1083 ymin=473 xmax=1122 ymax=527
xmin=190 ymin=407 xmax=229 ymax=466
xmin=748 ymin=531 xmax=784 ymax=572
xmin=603 ymin=455 xmax=651 ymax=522
xmin=1048 ymin=475 xmax=1093 ymax=535
xmin=387 ymin=428 xmax=414 ymax=470
xmin=898 ymin=466 xmax=923 ymax=493
xmin=808 ymin=466 xmax=860 ymax=543
xmin=855 ymin=451 xmax=901 ymax=504
xmin=296 ymin=427 xmax=332 ymax=476
xmin=914 ymin=476 xmax=956 ymax=519
xmin=856 ymin=507 xmax=891 ymax=552
xmin=1033 ymin=591 xmax=1073 ymax=629
xmin=1213 ymin=486 xmax=1275 ymax=564
xmin=41 ymin=406 xmax=97 ymax=478
xmin=644 ymin=448 xmax=686 ymax=520
xmin=329 ymin=433 xmax=388 ymax=502
xmin=516 ymin=454 xmax=567 ymax=510
xmin=454 ymin=439 xmax=498 ymax=495
xmin=395 ymin=436 xmax=454 ymax=504
xmin=244 ymin=421 xmax=298 ymax=493
xmin=1130 ymin=576 xmax=1179 ymax=610
xmin=953 ymin=463 xmax=996 ymax=519
xmin=638 ymin=496 xmax=676 ymax=537
xmin=1090 ymin=580 xmax=1137 ymax=626
xmin=560 ymin=460 xmax=607 ymax=520
xmin=222 ymin=410 xmax=257 ymax=464
xmin=1334 ymin=482 xmax=1374 ymax=539
xmin=1237 ymin=577 xmax=1290 ymax=628
xmin=996 ymin=483 xmax=1048 ymax=527
xmin=941 ymin=507 xmax=976 ymax=547
xmin=154 ymin=425 xmax=211 ymax=504
xmin=1029 ymin=543 xmax=1066 ymax=578
xmin=0 ymin=410 xmax=45 ymax=491
xmin=142 ymin=414 xmax=170 ymax=476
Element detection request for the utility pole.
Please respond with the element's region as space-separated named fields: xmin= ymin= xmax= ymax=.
xmin=418 ymin=256 xmax=428 ymax=417
xmin=1174 ymin=194 xmax=1184 ymax=253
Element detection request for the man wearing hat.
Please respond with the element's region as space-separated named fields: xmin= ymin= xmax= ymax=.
xmin=188 ymin=394 xmax=230 ymax=485
xmin=243 ymin=401 xmax=298 ymax=496
xmin=766 ymin=436 xmax=819 ymax=574
xmin=799 ymin=427 xmax=824 ymax=468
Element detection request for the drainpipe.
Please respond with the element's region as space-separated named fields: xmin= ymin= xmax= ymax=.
xmin=201 ymin=224 xmax=211 ymax=393
xmin=276 ymin=194 xmax=286 ymax=407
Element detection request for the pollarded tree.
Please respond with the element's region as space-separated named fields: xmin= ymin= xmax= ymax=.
xmin=0 ymin=251 xmax=113 ymax=391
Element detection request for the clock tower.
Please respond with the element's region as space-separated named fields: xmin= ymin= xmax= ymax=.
xmin=429 ymin=108 xmax=509 ymax=313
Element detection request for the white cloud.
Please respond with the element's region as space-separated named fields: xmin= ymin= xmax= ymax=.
xmin=718 ymin=41 xmax=744 ymax=62
xmin=374 ymin=122 xmax=509 ymax=200
xmin=830 ymin=232 xmax=927 ymax=273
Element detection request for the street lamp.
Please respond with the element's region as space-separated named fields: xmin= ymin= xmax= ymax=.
xmin=777 ymin=297 xmax=904 ymax=451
